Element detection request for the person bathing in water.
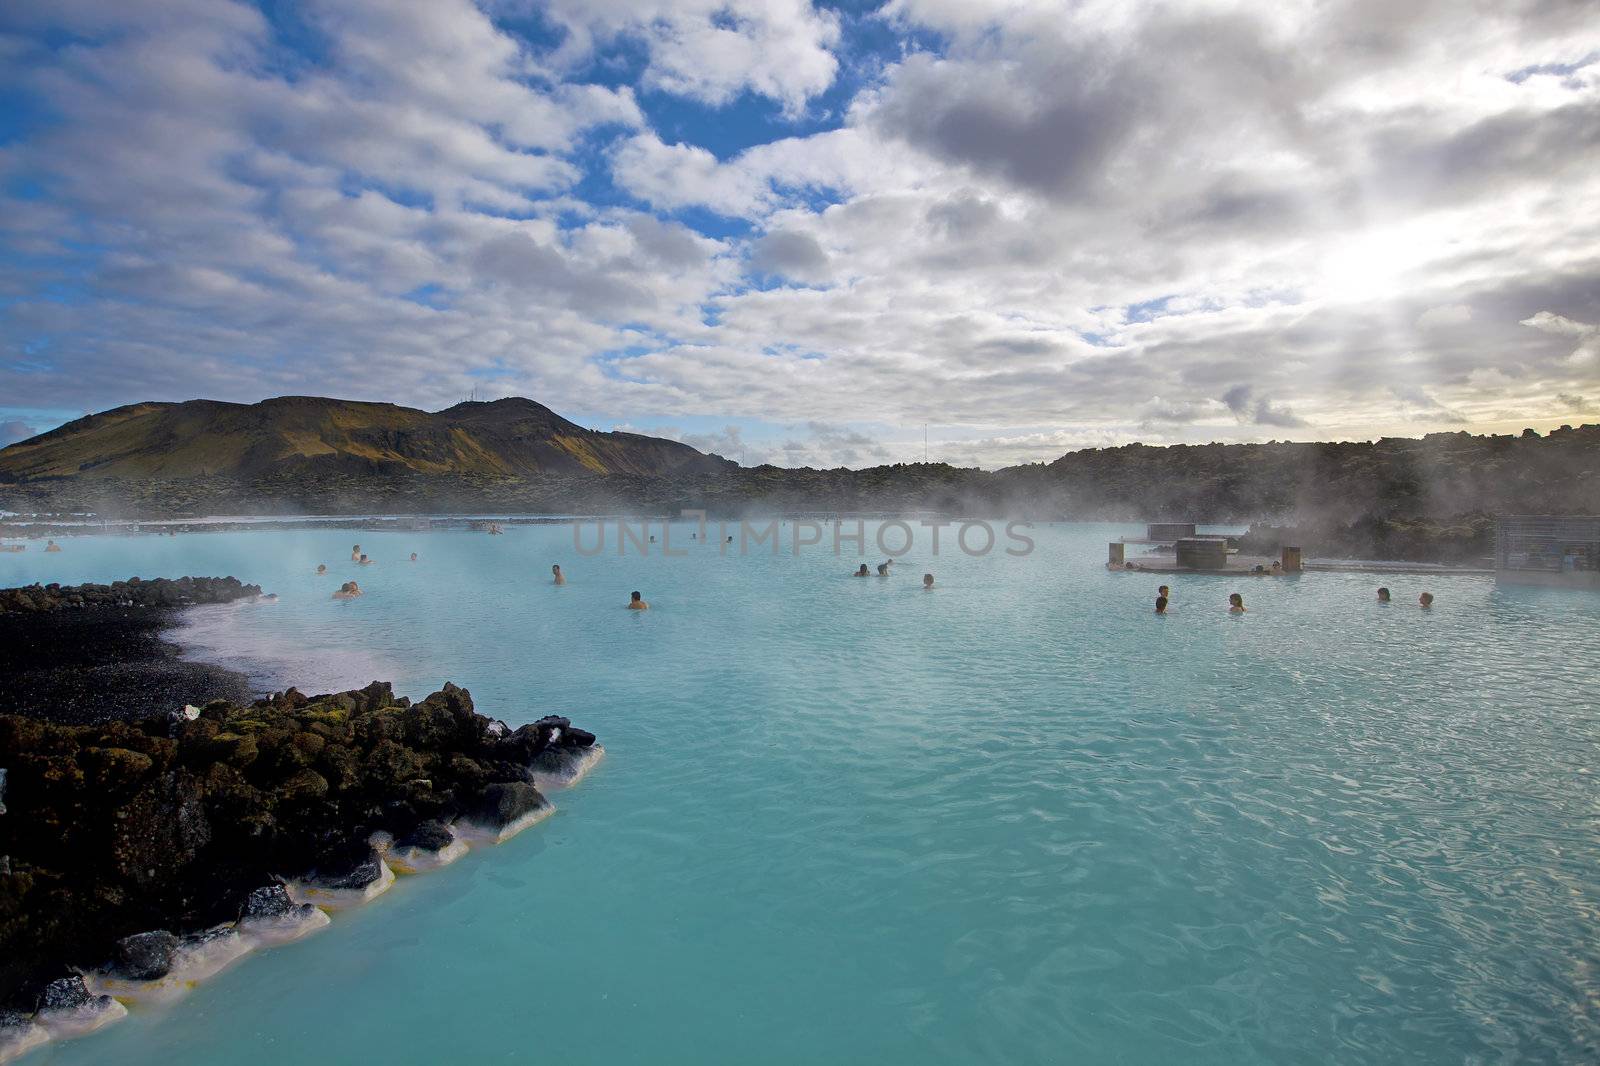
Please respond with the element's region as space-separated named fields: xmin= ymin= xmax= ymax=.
xmin=1419 ymin=592 xmax=1434 ymax=609
xmin=854 ymin=564 xmax=871 ymax=576
xmin=923 ymin=573 xmax=934 ymax=589
xmin=409 ymin=552 xmax=418 ymax=562
xmin=1377 ymin=587 xmax=1391 ymax=603
xmin=1228 ymin=592 xmax=1246 ymax=613
xmin=877 ymin=560 xmax=892 ymax=576
xmin=552 ymin=564 xmax=566 ymax=585
xmin=316 ymin=564 xmax=328 ymax=575
xmin=44 ymin=539 xmax=61 ymax=553
xmin=1156 ymin=595 xmax=1168 ymax=614
xmin=332 ymin=581 xmax=362 ymax=600
xmin=351 ymin=544 xmax=361 ymax=561
xmin=628 ymin=590 xmax=649 ymax=610
xmin=359 ymin=554 xmax=372 ymax=565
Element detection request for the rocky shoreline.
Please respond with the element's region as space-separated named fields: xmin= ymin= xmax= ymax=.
xmin=0 ymin=580 xmax=601 ymax=1062
xmin=0 ymin=577 xmax=263 ymax=725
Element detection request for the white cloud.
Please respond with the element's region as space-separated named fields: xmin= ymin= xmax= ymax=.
xmin=1 ymin=0 xmax=1597 ymax=467
xmin=537 ymin=0 xmax=841 ymax=115
xmin=1521 ymin=311 xmax=1600 ymax=365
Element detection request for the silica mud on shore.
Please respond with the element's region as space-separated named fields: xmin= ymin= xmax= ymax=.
xmin=0 ymin=578 xmax=602 ymax=1064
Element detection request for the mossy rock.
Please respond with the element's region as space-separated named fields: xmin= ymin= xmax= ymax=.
xmin=289 ymin=732 xmax=326 ymax=760
xmin=205 ymin=733 xmax=259 ymax=769
xmin=364 ymin=739 xmax=427 ymax=786
xmin=314 ymin=744 xmax=362 ymax=792
xmin=80 ymin=747 xmax=154 ymax=791
xmin=275 ymin=769 xmax=329 ymax=805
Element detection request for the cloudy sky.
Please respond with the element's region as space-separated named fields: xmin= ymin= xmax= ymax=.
xmin=1 ymin=0 xmax=1596 ymax=467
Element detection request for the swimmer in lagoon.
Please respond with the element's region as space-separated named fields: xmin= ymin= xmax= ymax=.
xmin=552 ymin=564 xmax=565 ymax=585
xmin=359 ymin=554 xmax=372 ymax=565
xmin=1158 ymin=584 xmax=1170 ymax=601
xmin=1228 ymin=592 xmax=1246 ymax=613
xmin=332 ymin=581 xmax=362 ymax=600
xmin=1156 ymin=595 xmax=1168 ymax=614
xmin=44 ymin=539 xmax=61 ymax=553
xmin=409 ymin=552 xmax=418 ymax=562
xmin=1377 ymin=586 xmax=1391 ymax=603
xmin=1419 ymin=592 xmax=1434 ymax=609
xmin=316 ymin=564 xmax=327 ymax=575
xmin=854 ymin=564 xmax=871 ymax=576
xmin=923 ymin=573 xmax=934 ymax=589
xmin=351 ymin=544 xmax=361 ymax=561
xmin=877 ymin=560 xmax=891 ymax=576
xmin=628 ymin=590 xmax=649 ymax=610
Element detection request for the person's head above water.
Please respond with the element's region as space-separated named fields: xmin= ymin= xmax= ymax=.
xmin=923 ymin=573 xmax=934 ymax=587
xmin=628 ymin=590 xmax=648 ymax=609
xmin=409 ymin=552 xmax=417 ymax=561
xmin=1419 ymin=591 xmax=1434 ymax=608
xmin=631 ymin=591 xmax=642 ymax=602
xmin=1377 ymin=587 xmax=1391 ymax=602
xmin=1158 ymin=584 xmax=1170 ymax=598
xmin=1156 ymin=595 xmax=1168 ymax=613
xmin=1228 ymin=592 xmax=1245 ymax=611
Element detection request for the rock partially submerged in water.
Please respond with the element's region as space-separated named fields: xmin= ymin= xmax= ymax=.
xmin=0 ymin=681 xmax=597 ymax=1010
xmin=533 ymin=716 xmax=606 ymax=788
xmin=387 ymin=819 xmax=467 ymax=873
xmin=33 ymin=976 xmax=126 ymax=1037
xmin=292 ymin=843 xmax=395 ymax=909
xmin=457 ymin=781 xmax=553 ymax=843
xmin=0 ymin=1008 xmax=48 ymax=1062
xmin=236 ymin=885 xmax=328 ymax=944
xmin=112 ymin=930 xmax=179 ymax=981
xmin=93 ymin=927 xmax=254 ymax=1006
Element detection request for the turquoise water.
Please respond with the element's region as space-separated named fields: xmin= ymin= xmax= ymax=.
xmin=8 ymin=523 xmax=1600 ymax=1064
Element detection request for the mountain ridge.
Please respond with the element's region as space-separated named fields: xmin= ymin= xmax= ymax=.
xmin=0 ymin=396 xmax=728 ymax=484
xmin=2 ymin=400 xmax=1597 ymax=564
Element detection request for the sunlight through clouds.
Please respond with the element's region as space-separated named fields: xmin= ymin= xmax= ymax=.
xmin=0 ymin=0 xmax=1596 ymax=466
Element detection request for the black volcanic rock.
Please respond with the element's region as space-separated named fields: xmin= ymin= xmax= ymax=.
xmin=462 ymin=782 xmax=549 ymax=832
xmin=36 ymin=976 xmax=98 ymax=1013
xmin=112 ymin=931 xmax=179 ymax=981
xmin=239 ymin=885 xmax=297 ymax=921
xmin=303 ymin=844 xmax=385 ymax=892
xmin=0 ymin=576 xmax=262 ymax=616
xmin=0 ymin=679 xmax=595 ymax=1008
xmin=398 ymin=820 xmax=455 ymax=853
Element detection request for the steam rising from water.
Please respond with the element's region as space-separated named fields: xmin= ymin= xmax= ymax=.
xmin=169 ymin=601 xmax=398 ymax=696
